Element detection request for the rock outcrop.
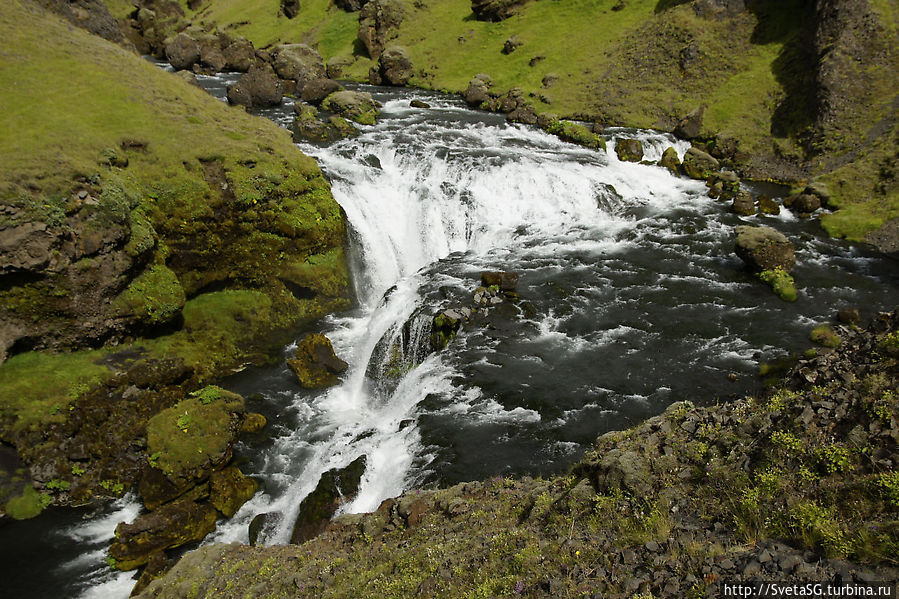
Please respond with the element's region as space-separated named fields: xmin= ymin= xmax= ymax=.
xmin=357 ymin=0 xmax=405 ymax=59
xmin=471 ymin=0 xmax=533 ymax=21
xmin=373 ymin=45 xmax=414 ymax=86
xmin=287 ymin=333 xmax=349 ymax=388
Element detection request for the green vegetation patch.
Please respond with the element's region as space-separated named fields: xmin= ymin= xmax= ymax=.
xmin=3 ymin=485 xmax=51 ymax=520
xmin=146 ymin=388 xmax=244 ymax=476
xmin=758 ymin=268 xmax=797 ymax=302
xmin=113 ymin=264 xmax=186 ymax=326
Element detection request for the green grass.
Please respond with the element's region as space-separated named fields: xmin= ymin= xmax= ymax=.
xmin=0 ymin=350 xmax=113 ymax=433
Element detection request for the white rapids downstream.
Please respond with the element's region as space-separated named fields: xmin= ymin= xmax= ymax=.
xmin=11 ymin=81 xmax=894 ymax=598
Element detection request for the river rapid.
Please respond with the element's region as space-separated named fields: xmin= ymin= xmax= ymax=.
xmin=2 ymin=76 xmax=897 ymax=597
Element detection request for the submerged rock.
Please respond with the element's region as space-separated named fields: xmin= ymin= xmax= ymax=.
xmin=286 ymin=333 xmax=349 ymax=388
xmin=734 ymin=225 xmax=796 ymax=272
xmin=480 ymin=271 xmax=519 ymax=291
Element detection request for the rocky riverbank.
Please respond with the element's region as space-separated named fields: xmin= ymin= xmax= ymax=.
xmin=107 ymin=0 xmax=898 ymax=250
xmin=136 ymin=310 xmax=899 ymax=598
xmin=0 ymin=0 xmax=350 ymax=520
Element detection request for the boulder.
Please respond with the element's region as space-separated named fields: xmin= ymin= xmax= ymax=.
xmin=804 ymin=181 xmax=830 ymax=205
xmin=165 ymin=32 xmax=200 ymax=71
xmin=271 ymin=44 xmax=326 ymax=87
xmin=658 ymin=147 xmax=681 ymax=174
xmin=378 ymin=45 xmax=414 ymax=86
xmin=681 ymin=147 xmax=719 ymax=180
xmin=785 ymin=193 xmax=821 ymax=215
xmin=326 ymin=56 xmax=353 ymax=79
xmin=593 ymin=449 xmax=652 ymax=496
xmin=615 ymin=138 xmax=644 ymax=162
xmin=462 ymin=74 xmax=494 ymax=107
xmin=209 ymin=466 xmax=258 ymax=517
xmin=480 ymin=271 xmax=519 ymax=291
xmin=731 ymin=190 xmax=755 ymax=216
xmin=674 ymin=106 xmax=704 ymax=139
xmin=410 ymin=99 xmax=431 ymax=109
xmin=108 ymin=500 xmax=218 ymax=570
xmin=0 ymin=221 xmax=57 ymax=275
xmin=226 ymin=64 xmax=283 ymax=108
xmin=281 ymin=0 xmax=300 ymax=18
xmin=358 ymin=0 xmax=405 ymax=59
xmin=757 ymin=196 xmax=780 ymax=215
xmin=248 ymin=513 xmax=269 ymax=545
xmin=196 ymin=34 xmax=226 ymax=72
xmin=734 ymin=225 xmax=796 ymax=272
xmin=290 ymin=456 xmax=367 ymax=544
xmin=175 ymin=70 xmax=201 ymax=87
xmin=286 ymin=333 xmax=349 ymax=388
xmin=502 ymin=35 xmax=523 ymax=54
xmin=222 ymin=37 xmax=255 ymax=72
xmin=321 ymin=90 xmax=380 ymax=125
xmin=300 ymin=78 xmax=343 ymax=105
xmin=471 ymin=0 xmax=533 ymax=21
xmin=336 ymin=0 xmax=368 ymax=10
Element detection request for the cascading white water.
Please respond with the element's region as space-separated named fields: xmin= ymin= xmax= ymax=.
xmin=203 ymin=96 xmax=710 ymax=546
xmin=37 ymin=82 xmax=899 ymax=599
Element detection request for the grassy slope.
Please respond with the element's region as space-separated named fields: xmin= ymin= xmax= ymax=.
xmin=179 ymin=0 xmax=898 ymax=242
xmin=0 ymin=1 xmax=348 ymax=438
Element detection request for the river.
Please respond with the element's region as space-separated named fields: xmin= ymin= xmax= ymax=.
xmin=2 ymin=74 xmax=897 ymax=597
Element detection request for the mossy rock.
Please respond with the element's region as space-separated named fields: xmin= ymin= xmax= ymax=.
xmin=615 ymin=138 xmax=644 ymax=162
xmin=658 ymin=147 xmax=681 ymax=174
xmin=810 ymin=325 xmax=841 ymax=348
xmin=544 ymin=119 xmax=606 ymax=151
xmin=734 ymin=225 xmax=796 ymax=272
xmin=112 ymin=264 xmax=186 ymax=327
xmin=209 ymin=465 xmax=258 ymax=517
xmin=3 ymin=485 xmax=49 ymax=520
xmin=241 ymin=412 xmax=267 ymax=433
xmin=759 ymin=268 xmax=797 ymax=302
xmin=108 ymin=499 xmax=218 ymax=570
xmin=145 ymin=386 xmax=245 ymax=481
xmin=681 ymin=147 xmax=719 ymax=180
xmin=286 ymin=333 xmax=348 ymax=389
xmin=321 ymin=91 xmax=380 ymax=125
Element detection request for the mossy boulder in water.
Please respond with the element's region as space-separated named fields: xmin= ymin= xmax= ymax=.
xmin=321 ymin=90 xmax=380 ymax=125
xmin=734 ymin=225 xmax=796 ymax=273
xmin=108 ymin=499 xmax=218 ymax=570
xmin=759 ymin=268 xmax=797 ymax=302
xmin=209 ymin=465 xmax=258 ymax=517
xmin=731 ymin=190 xmax=755 ymax=216
xmin=681 ymin=146 xmax=719 ymax=180
xmin=287 ymin=333 xmax=349 ymax=388
xmin=615 ymin=138 xmax=644 ymax=162
xmin=658 ymin=147 xmax=681 ymax=174
xmin=544 ymin=119 xmax=606 ymax=150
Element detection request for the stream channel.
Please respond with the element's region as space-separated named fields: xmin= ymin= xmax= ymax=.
xmin=3 ymin=73 xmax=898 ymax=597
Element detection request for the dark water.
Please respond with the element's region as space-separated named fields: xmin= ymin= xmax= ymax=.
xmin=2 ymin=69 xmax=897 ymax=597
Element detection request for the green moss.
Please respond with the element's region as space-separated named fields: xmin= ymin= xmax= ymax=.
xmin=758 ymin=268 xmax=797 ymax=302
xmin=146 ymin=390 xmax=244 ymax=476
xmin=4 ymin=486 xmax=50 ymax=520
xmin=810 ymin=325 xmax=841 ymax=348
xmin=0 ymin=350 xmax=112 ymax=433
xmin=113 ymin=264 xmax=186 ymax=325
xmin=545 ymin=119 xmax=606 ymax=150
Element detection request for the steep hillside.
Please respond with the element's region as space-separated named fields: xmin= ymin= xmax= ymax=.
xmin=155 ymin=0 xmax=898 ymax=245
xmin=0 ymin=0 xmax=350 ymax=514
